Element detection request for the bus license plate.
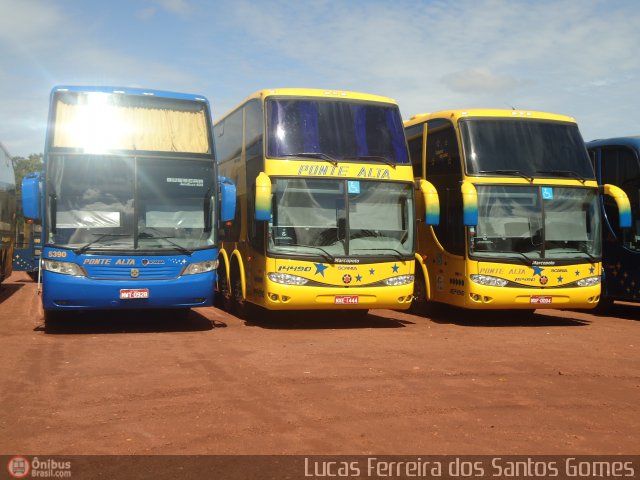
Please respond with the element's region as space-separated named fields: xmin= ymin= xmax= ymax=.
xmin=335 ymin=295 xmax=359 ymax=305
xmin=530 ymin=295 xmax=552 ymax=304
xmin=120 ymin=289 xmax=149 ymax=299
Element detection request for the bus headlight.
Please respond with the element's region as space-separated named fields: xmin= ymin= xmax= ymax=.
xmin=43 ymin=259 xmax=86 ymax=277
xmin=383 ymin=275 xmax=414 ymax=286
xmin=577 ymin=276 xmax=601 ymax=287
xmin=267 ymin=273 xmax=309 ymax=285
xmin=182 ymin=260 xmax=218 ymax=275
xmin=470 ymin=274 xmax=508 ymax=287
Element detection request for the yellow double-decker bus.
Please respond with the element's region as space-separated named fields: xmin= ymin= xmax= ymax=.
xmin=213 ymin=88 xmax=439 ymax=316
xmin=404 ymin=109 xmax=630 ymax=311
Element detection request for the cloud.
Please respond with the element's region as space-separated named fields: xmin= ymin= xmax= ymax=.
xmin=0 ymin=0 xmax=65 ymax=50
xmin=441 ymin=69 xmax=521 ymax=94
xmin=154 ymin=0 xmax=192 ymax=15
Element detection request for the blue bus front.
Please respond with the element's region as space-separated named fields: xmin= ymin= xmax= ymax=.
xmin=32 ymin=86 xmax=229 ymax=317
xmin=41 ymin=249 xmax=217 ymax=309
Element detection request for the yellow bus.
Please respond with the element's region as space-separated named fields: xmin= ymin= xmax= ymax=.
xmin=404 ymin=109 xmax=630 ymax=311
xmin=213 ymin=88 xmax=439 ymax=316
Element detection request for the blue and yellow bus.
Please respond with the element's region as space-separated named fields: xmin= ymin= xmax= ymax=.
xmin=213 ymin=88 xmax=439 ymax=317
xmin=587 ymin=136 xmax=640 ymax=308
xmin=22 ymin=86 xmax=235 ymax=322
xmin=404 ymin=109 xmax=630 ymax=312
xmin=0 ymin=142 xmax=16 ymax=286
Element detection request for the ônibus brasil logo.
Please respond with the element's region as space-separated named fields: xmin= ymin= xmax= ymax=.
xmin=7 ymin=456 xmax=72 ymax=478
xmin=7 ymin=456 xmax=30 ymax=478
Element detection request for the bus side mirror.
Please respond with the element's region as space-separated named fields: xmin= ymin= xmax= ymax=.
xmin=22 ymin=172 xmax=42 ymax=223
xmin=461 ymin=181 xmax=478 ymax=226
xmin=603 ymin=183 xmax=632 ymax=228
xmin=419 ymin=179 xmax=439 ymax=225
xmin=218 ymin=176 xmax=236 ymax=223
xmin=255 ymin=172 xmax=272 ymax=221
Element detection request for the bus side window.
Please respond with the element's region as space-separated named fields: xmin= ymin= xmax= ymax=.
xmin=601 ymin=146 xmax=640 ymax=249
xmin=405 ymin=124 xmax=424 ymax=178
xmin=216 ymin=108 xmax=243 ymax=242
xmin=245 ymin=100 xmax=266 ymax=253
xmin=425 ymin=119 xmax=464 ymax=256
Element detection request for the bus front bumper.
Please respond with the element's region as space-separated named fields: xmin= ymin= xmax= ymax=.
xmin=262 ymin=282 xmax=414 ymax=311
xmin=41 ymin=271 xmax=216 ymax=310
xmin=464 ymin=284 xmax=601 ymax=310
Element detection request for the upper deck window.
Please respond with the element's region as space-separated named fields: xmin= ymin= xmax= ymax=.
xmin=51 ymin=91 xmax=210 ymax=154
xmin=460 ymin=118 xmax=594 ymax=179
xmin=266 ymin=98 xmax=408 ymax=164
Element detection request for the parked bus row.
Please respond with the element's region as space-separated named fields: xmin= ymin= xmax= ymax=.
xmin=11 ymin=85 xmax=638 ymax=325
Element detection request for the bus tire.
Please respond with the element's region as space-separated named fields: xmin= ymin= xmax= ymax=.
xmin=216 ymin=266 xmax=233 ymax=312
xmin=43 ymin=309 xmax=63 ymax=329
xmin=231 ymin=266 xmax=249 ymax=319
xmin=410 ymin=270 xmax=427 ymax=314
xmin=594 ymin=296 xmax=614 ymax=313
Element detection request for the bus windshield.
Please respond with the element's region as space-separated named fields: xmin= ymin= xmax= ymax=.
xmin=460 ymin=118 xmax=594 ymax=179
xmin=47 ymin=155 xmax=215 ymax=251
xmin=269 ymin=178 xmax=414 ymax=259
xmin=51 ymin=91 xmax=210 ymax=154
xmin=266 ymin=98 xmax=409 ymax=165
xmin=471 ymin=185 xmax=601 ymax=261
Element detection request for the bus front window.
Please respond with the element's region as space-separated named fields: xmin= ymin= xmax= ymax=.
xmin=266 ymin=98 xmax=409 ymax=165
xmin=269 ymin=178 xmax=414 ymax=259
xmin=460 ymin=118 xmax=594 ymax=179
xmin=47 ymin=155 xmax=215 ymax=251
xmin=472 ymin=186 xmax=600 ymax=261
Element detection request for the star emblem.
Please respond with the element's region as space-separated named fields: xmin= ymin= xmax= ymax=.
xmin=575 ymin=270 xmax=580 ymax=276
xmin=356 ymin=274 xmax=362 ymax=282
xmin=557 ymin=276 xmax=564 ymax=283
xmin=392 ymin=264 xmax=399 ymax=273
xmin=314 ymin=263 xmax=328 ymax=277
xmin=589 ymin=265 xmax=595 ymax=274
xmin=532 ymin=266 xmax=544 ymax=276
xmin=369 ymin=268 xmax=375 ymax=275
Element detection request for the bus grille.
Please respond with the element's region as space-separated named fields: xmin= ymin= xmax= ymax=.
xmin=84 ymin=264 xmax=183 ymax=280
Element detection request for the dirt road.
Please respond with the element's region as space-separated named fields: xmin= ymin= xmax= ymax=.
xmin=0 ymin=271 xmax=638 ymax=455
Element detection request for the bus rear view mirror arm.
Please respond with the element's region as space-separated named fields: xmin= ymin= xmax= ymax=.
xmin=602 ymin=183 xmax=632 ymax=229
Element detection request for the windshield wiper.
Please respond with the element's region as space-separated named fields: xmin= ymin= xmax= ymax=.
xmin=478 ymin=170 xmax=534 ymax=182
xmin=536 ymin=169 xmax=586 ymax=183
xmin=274 ymin=244 xmax=335 ymax=263
xmin=353 ymin=247 xmax=405 ymax=259
xmin=343 ymin=155 xmax=396 ymax=168
xmin=74 ymin=233 xmax=132 ymax=254
xmin=139 ymin=229 xmax=192 ymax=256
xmin=281 ymin=152 xmax=339 ymax=167
xmin=479 ymin=250 xmax=533 ymax=265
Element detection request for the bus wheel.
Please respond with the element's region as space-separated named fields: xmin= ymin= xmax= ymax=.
xmin=231 ymin=272 xmax=248 ymax=319
xmin=43 ymin=309 xmax=63 ymax=330
xmin=216 ymin=270 xmax=233 ymax=312
xmin=410 ymin=271 xmax=427 ymax=314
xmin=594 ymin=296 xmax=614 ymax=313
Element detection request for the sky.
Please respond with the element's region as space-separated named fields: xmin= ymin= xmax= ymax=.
xmin=0 ymin=0 xmax=639 ymax=157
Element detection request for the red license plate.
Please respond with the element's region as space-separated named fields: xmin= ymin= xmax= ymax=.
xmin=530 ymin=295 xmax=552 ymax=304
xmin=335 ymin=295 xmax=359 ymax=305
xmin=120 ymin=288 xmax=149 ymax=299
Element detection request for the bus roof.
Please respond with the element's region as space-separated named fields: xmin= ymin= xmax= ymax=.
xmin=405 ymin=109 xmax=577 ymax=127
xmin=248 ymin=88 xmax=397 ymax=104
xmin=215 ymin=88 xmax=399 ymax=123
xmin=51 ymin=85 xmax=209 ymax=103
xmin=586 ymin=136 xmax=640 ymax=150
